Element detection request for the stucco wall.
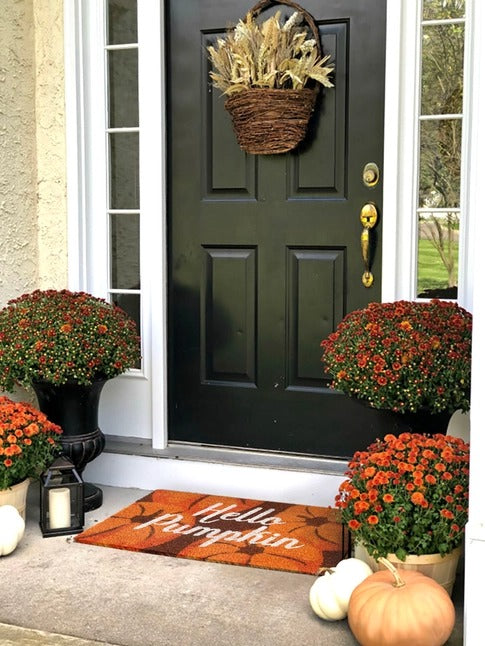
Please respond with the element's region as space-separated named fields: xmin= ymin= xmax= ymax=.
xmin=33 ymin=0 xmax=67 ymax=289
xmin=0 ymin=0 xmax=38 ymax=307
xmin=0 ymin=0 xmax=67 ymax=309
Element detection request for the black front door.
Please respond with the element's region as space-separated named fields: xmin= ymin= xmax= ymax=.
xmin=167 ymin=0 xmax=387 ymax=458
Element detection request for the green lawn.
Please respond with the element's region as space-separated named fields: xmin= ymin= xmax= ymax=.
xmin=417 ymin=238 xmax=458 ymax=294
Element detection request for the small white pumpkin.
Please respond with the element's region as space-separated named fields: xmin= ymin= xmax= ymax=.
xmin=0 ymin=505 xmax=25 ymax=556
xmin=309 ymin=557 xmax=373 ymax=621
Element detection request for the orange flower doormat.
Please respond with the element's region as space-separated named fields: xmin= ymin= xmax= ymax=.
xmin=75 ymin=490 xmax=349 ymax=575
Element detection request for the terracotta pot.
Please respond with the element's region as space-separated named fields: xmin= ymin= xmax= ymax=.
xmin=0 ymin=478 xmax=30 ymax=521
xmin=354 ymin=543 xmax=462 ymax=596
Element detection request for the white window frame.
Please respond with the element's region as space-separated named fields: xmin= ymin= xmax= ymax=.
xmin=383 ymin=0 xmax=473 ymax=308
xmin=64 ymin=0 xmax=167 ymax=448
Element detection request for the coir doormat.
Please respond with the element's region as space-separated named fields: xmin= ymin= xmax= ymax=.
xmin=75 ymin=489 xmax=349 ymax=575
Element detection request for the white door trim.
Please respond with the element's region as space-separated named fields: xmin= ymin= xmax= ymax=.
xmin=137 ymin=0 xmax=167 ymax=449
xmin=382 ymin=0 xmax=420 ymax=301
xmin=464 ymin=1 xmax=485 ymax=644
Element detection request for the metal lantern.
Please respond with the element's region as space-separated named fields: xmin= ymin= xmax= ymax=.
xmin=40 ymin=456 xmax=84 ymax=537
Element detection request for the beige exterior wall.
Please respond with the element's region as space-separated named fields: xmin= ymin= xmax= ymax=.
xmin=0 ymin=0 xmax=38 ymax=307
xmin=34 ymin=0 xmax=67 ymax=289
xmin=0 ymin=0 xmax=67 ymax=309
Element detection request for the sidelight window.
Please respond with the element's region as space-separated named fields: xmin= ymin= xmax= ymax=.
xmin=106 ymin=0 xmax=141 ymax=341
xmin=416 ymin=0 xmax=466 ymax=299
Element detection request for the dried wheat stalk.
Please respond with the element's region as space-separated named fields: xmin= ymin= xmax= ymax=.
xmin=207 ymin=10 xmax=334 ymax=96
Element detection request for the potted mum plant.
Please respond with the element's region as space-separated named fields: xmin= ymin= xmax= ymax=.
xmin=320 ymin=299 xmax=472 ymax=434
xmin=208 ymin=0 xmax=334 ymax=154
xmin=0 ymin=289 xmax=140 ymax=511
xmin=335 ymin=431 xmax=469 ymax=594
xmin=0 ymin=395 xmax=63 ymax=519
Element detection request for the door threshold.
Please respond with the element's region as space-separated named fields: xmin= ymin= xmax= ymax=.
xmin=103 ymin=435 xmax=348 ymax=476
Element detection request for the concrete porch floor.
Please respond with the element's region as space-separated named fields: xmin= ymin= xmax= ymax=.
xmin=0 ymin=483 xmax=464 ymax=646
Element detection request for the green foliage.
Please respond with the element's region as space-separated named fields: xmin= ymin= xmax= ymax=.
xmin=418 ymin=237 xmax=459 ymax=293
xmin=207 ymin=10 xmax=333 ymax=95
xmin=0 ymin=290 xmax=141 ymax=390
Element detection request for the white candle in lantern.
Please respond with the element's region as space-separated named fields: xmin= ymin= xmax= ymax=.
xmin=48 ymin=487 xmax=71 ymax=529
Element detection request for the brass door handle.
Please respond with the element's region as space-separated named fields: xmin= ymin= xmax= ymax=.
xmin=360 ymin=203 xmax=378 ymax=287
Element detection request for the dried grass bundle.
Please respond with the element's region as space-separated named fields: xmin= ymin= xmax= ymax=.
xmin=207 ymin=9 xmax=333 ymax=96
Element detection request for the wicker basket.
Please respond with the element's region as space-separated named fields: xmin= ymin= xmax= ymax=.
xmin=225 ymin=87 xmax=317 ymax=155
xmin=224 ymin=0 xmax=323 ymax=155
xmin=354 ymin=543 xmax=463 ymax=597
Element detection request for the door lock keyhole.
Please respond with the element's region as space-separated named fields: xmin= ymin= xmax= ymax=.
xmin=362 ymin=162 xmax=380 ymax=188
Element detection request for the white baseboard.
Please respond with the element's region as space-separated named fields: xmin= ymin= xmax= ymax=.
xmin=83 ymin=452 xmax=345 ymax=507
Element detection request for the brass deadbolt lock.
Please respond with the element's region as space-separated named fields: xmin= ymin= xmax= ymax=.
xmin=362 ymin=162 xmax=380 ymax=188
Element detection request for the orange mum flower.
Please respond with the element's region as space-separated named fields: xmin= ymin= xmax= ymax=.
xmin=353 ymin=501 xmax=370 ymax=515
xmin=348 ymin=519 xmax=361 ymax=530
xmin=410 ymin=491 xmax=425 ymax=506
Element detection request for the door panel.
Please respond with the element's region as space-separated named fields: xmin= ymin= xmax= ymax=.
xmin=202 ymin=246 xmax=257 ymax=386
xmin=167 ymin=0 xmax=387 ymax=458
xmin=287 ymin=248 xmax=345 ymax=388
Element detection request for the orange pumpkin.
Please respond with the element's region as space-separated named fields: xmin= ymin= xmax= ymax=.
xmin=347 ymin=558 xmax=455 ymax=646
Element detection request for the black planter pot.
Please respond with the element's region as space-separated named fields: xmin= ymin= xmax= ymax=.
xmin=392 ymin=408 xmax=454 ymax=435
xmin=32 ymin=380 xmax=107 ymax=512
xmin=351 ymin=397 xmax=454 ymax=439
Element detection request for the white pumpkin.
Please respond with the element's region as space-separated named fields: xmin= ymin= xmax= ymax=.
xmin=309 ymin=558 xmax=373 ymax=621
xmin=0 ymin=505 xmax=25 ymax=556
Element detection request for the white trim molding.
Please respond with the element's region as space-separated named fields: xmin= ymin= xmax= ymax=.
xmin=463 ymin=1 xmax=485 ymax=643
xmin=137 ymin=0 xmax=167 ymax=449
xmin=64 ymin=0 xmax=87 ymax=289
xmin=383 ymin=0 xmax=421 ymax=301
